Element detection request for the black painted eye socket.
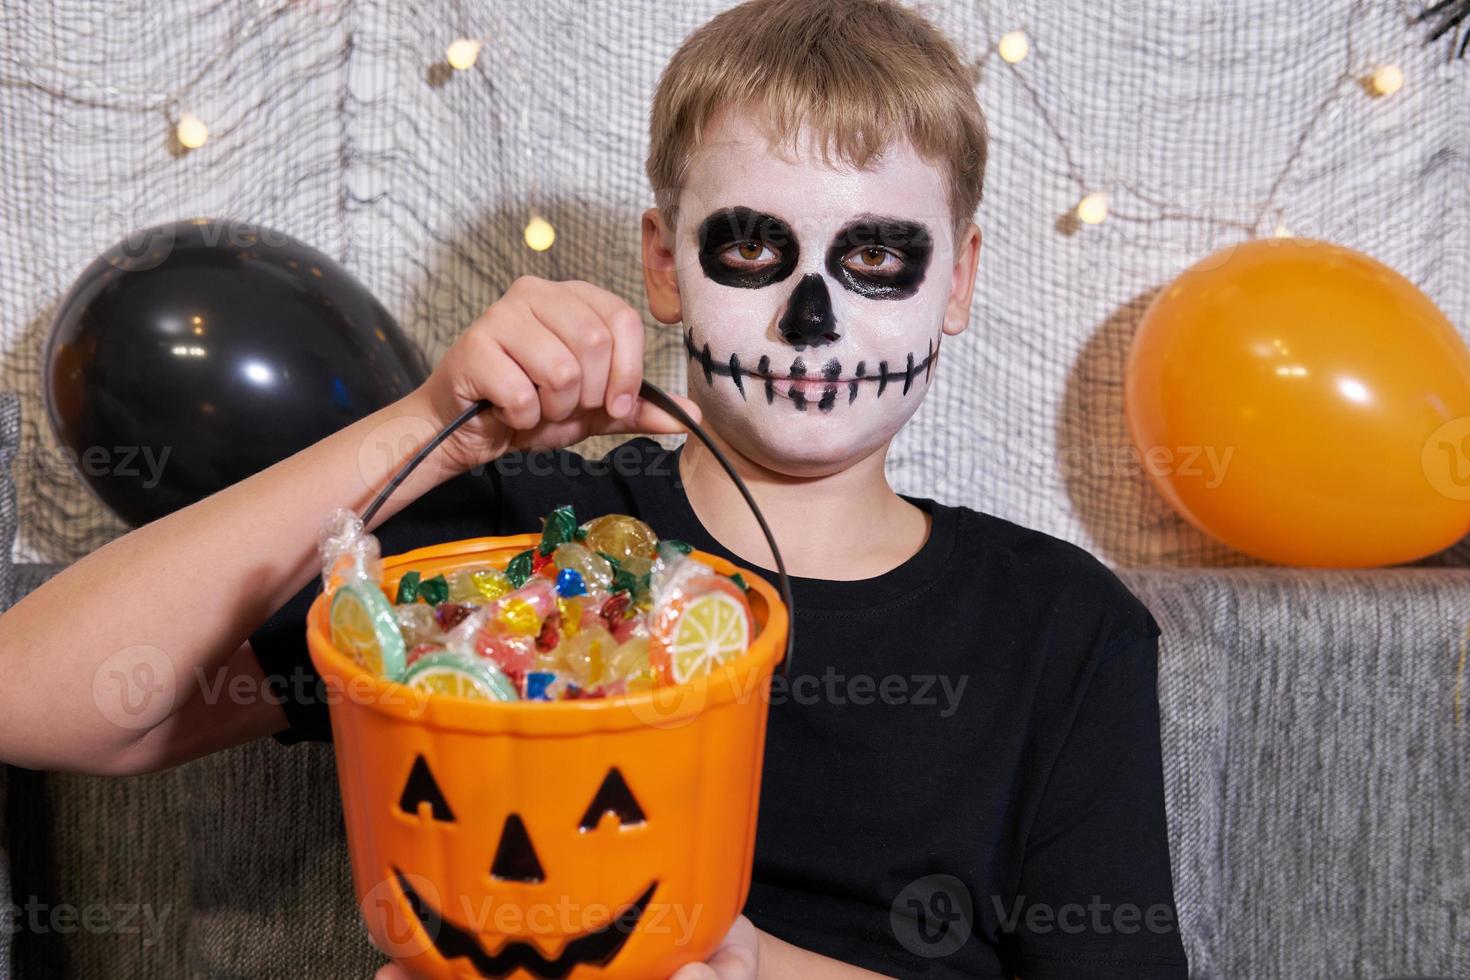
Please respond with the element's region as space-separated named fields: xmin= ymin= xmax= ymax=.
xmin=399 ymin=755 xmax=455 ymax=823
xmin=578 ymin=768 xmax=647 ymax=831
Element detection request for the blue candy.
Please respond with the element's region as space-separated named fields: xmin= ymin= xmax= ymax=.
xmin=554 ymin=568 xmax=587 ymax=597
xmin=525 ymin=671 xmax=557 ymax=701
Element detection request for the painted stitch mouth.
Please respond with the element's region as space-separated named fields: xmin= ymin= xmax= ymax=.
xmin=682 ymin=326 xmax=941 ymax=412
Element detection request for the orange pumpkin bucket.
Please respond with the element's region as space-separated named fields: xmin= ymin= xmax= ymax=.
xmin=307 ymin=383 xmax=793 ymax=979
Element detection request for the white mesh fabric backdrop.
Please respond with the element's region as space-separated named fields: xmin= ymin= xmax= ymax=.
xmin=1 ymin=0 xmax=1467 ymax=567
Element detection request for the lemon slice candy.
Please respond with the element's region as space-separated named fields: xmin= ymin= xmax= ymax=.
xmin=402 ymin=652 xmax=518 ymax=701
xmin=329 ymin=580 xmax=407 ymax=677
xmin=652 ymin=578 xmax=752 ymax=685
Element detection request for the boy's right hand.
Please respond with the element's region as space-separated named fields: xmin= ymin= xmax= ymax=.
xmin=413 ymin=276 xmax=701 ymax=474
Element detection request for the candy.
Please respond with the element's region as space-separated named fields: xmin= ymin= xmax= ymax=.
xmin=474 ymin=627 xmax=537 ymax=679
xmin=555 ymin=568 xmax=587 ymax=598
xmin=524 ymin=670 xmax=558 ymax=701
xmin=581 ymin=514 xmax=658 ymax=562
xmin=648 ymin=563 xmax=753 ymax=686
xmin=433 ymin=602 xmax=476 ymax=631
xmin=417 ymin=573 xmax=449 ymax=606
xmin=335 ymin=502 xmax=756 ymax=704
xmin=497 ymin=597 xmax=541 ymax=636
xmin=552 ymin=543 xmax=614 ymax=592
xmin=395 ymin=602 xmax=445 ymax=648
xmin=330 ymin=580 xmax=407 ymax=677
xmin=402 ymin=651 xmax=517 ymax=701
xmin=557 ymin=624 xmax=618 ymax=688
xmin=470 ymin=568 xmax=513 ymax=601
xmin=395 ymin=570 xmax=422 ymax=604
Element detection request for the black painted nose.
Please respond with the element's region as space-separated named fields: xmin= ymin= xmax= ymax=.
xmin=779 ymin=273 xmax=840 ymax=347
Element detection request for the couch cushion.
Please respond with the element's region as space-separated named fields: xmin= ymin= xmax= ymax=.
xmin=1119 ymin=567 xmax=1470 ymax=980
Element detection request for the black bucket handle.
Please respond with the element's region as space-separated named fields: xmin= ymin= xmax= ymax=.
xmin=359 ymin=381 xmax=794 ymax=676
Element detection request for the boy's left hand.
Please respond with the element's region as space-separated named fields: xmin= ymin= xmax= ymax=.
xmin=670 ymin=914 xmax=760 ymax=979
xmin=370 ymin=915 xmax=760 ymax=980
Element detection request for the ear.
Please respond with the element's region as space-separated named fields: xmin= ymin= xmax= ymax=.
xmin=942 ymin=220 xmax=982 ymax=337
xmin=641 ymin=207 xmax=683 ymax=325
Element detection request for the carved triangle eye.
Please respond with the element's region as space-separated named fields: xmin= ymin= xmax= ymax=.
xmin=578 ymin=768 xmax=646 ymax=831
xmin=399 ymin=755 xmax=454 ymax=822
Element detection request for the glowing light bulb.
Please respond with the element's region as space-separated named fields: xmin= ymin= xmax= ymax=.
xmin=176 ymin=113 xmax=209 ymax=149
xmin=524 ymin=215 xmax=556 ymax=252
xmin=1370 ymin=64 xmax=1403 ymax=96
xmin=998 ymin=31 xmax=1030 ymax=64
xmin=1076 ymin=191 xmax=1109 ymax=225
xmin=447 ymin=37 xmax=483 ymax=71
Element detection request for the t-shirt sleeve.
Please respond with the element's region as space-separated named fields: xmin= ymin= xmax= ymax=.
xmin=248 ymin=466 xmax=506 ymax=745
xmin=1007 ymin=618 xmax=1190 ymax=979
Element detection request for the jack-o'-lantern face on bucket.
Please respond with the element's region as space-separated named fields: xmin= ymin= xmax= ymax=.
xmin=308 ymin=539 xmax=787 ymax=980
xmin=388 ymin=755 xmax=658 ymax=978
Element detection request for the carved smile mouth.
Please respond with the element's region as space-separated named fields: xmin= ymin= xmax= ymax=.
xmin=683 ymin=327 xmax=941 ymax=411
xmin=393 ymin=868 xmax=657 ymax=979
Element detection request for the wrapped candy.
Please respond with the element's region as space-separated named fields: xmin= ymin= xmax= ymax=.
xmin=333 ymin=501 xmax=756 ymax=702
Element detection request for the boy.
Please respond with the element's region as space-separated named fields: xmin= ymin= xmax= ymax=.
xmin=2 ymin=1 xmax=1190 ymax=977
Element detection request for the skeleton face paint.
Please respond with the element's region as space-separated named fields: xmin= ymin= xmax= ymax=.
xmin=672 ymin=108 xmax=955 ymax=472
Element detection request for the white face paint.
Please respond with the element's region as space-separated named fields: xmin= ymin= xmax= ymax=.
xmin=672 ymin=107 xmax=957 ymax=475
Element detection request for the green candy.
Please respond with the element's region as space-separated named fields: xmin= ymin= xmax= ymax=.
xmin=663 ymin=539 xmax=693 ymax=554
xmin=395 ymin=570 xmax=422 ymax=604
xmin=538 ymin=504 xmax=580 ymax=556
xmin=727 ymin=572 xmax=749 ymax=593
xmin=417 ymin=573 xmax=449 ymax=605
xmin=506 ymin=549 xmax=534 ymax=588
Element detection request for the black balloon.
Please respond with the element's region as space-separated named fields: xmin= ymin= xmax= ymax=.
xmin=43 ymin=219 xmax=429 ymax=527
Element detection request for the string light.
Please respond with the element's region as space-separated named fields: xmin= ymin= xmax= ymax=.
xmin=175 ymin=113 xmax=209 ymax=149
xmin=524 ymin=215 xmax=556 ymax=252
xmin=447 ymin=37 xmax=484 ymax=71
xmin=1076 ymin=191 xmax=1109 ymax=225
xmin=1273 ymin=223 xmax=1293 ymax=238
xmin=1369 ymin=64 xmax=1403 ymax=96
xmin=998 ymin=31 xmax=1030 ymax=64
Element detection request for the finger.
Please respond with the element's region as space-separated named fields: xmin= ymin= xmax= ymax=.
xmin=565 ymin=281 xmax=645 ymax=420
xmin=599 ymin=392 xmax=703 ymax=436
xmin=492 ymin=299 xmax=583 ymax=424
xmin=459 ymin=330 xmax=542 ymax=432
xmin=536 ymin=283 xmax=617 ymax=414
xmin=703 ymin=939 xmax=758 ymax=980
xmin=669 ymin=965 xmax=716 ymax=980
xmin=374 ymin=965 xmax=413 ymax=980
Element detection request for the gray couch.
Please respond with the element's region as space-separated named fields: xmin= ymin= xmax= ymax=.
xmin=3 ymin=391 xmax=1468 ymax=979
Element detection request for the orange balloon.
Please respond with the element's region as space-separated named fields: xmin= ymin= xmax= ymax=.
xmin=1126 ymin=238 xmax=1470 ymax=567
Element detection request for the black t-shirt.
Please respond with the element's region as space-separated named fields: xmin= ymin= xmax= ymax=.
xmin=251 ymin=437 xmax=1189 ymax=979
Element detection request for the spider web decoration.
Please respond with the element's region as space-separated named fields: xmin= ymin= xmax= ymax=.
xmin=1417 ymin=0 xmax=1470 ymax=57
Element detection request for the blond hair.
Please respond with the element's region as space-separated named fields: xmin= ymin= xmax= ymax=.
xmin=646 ymin=0 xmax=989 ymax=243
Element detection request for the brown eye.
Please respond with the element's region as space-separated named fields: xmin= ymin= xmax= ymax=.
xmin=845 ymin=246 xmax=902 ymax=276
xmin=720 ymin=241 xmax=776 ymax=268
